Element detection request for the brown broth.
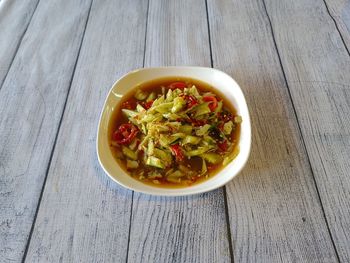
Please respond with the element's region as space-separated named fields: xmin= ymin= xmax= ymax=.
xmin=108 ymin=77 xmax=240 ymax=188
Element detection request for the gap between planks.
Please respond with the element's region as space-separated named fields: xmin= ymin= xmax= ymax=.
xmin=204 ymin=0 xmax=234 ymax=261
xmin=260 ymin=0 xmax=342 ymax=260
xmin=21 ymin=0 xmax=95 ymax=262
xmin=322 ymin=0 xmax=350 ymax=57
xmin=124 ymin=0 xmax=149 ymax=261
xmin=0 ymin=0 xmax=40 ymax=90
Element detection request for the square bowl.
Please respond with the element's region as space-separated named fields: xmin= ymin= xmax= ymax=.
xmin=97 ymin=67 xmax=251 ymax=196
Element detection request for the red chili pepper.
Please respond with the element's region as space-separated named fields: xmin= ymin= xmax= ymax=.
xmin=203 ymin=96 xmax=218 ymax=111
xmin=170 ymin=144 xmax=185 ymax=162
xmin=142 ymin=100 xmax=154 ymax=110
xmin=187 ymin=95 xmax=198 ymax=108
xmin=180 ymin=94 xmax=198 ymax=109
xmin=112 ymin=123 xmax=138 ymax=145
xmin=218 ymin=140 xmax=228 ymax=152
xmin=169 ymin=82 xmax=186 ymax=90
xmin=121 ymin=100 xmax=136 ymax=110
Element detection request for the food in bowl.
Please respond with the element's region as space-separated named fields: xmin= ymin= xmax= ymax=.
xmin=109 ymin=77 xmax=242 ymax=188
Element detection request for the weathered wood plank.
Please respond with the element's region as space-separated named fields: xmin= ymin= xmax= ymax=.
xmin=0 ymin=0 xmax=39 ymax=87
xmin=207 ymin=0 xmax=339 ymax=261
xmin=126 ymin=1 xmax=232 ymax=263
xmin=324 ymin=0 xmax=350 ymax=50
xmin=263 ymin=0 xmax=350 ymax=261
xmin=24 ymin=0 xmax=148 ymax=262
xmin=0 ymin=0 xmax=92 ymax=262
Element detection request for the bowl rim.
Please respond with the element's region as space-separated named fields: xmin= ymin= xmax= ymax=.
xmin=96 ymin=66 xmax=251 ymax=196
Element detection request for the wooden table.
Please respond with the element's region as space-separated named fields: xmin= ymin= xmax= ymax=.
xmin=1 ymin=0 xmax=350 ymax=262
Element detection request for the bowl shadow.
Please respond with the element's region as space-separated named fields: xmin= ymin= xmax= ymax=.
xmin=224 ymin=72 xmax=309 ymax=191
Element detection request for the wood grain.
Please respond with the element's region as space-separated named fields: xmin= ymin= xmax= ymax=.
xmin=207 ymin=0 xmax=339 ymax=261
xmin=264 ymin=0 xmax=350 ymax=261
xmin=0 ymin=0 xmax=39 ymax=87
xmin=0 ymin=0 xmax=92 ymax=262
xmin=1 ymin=0 xmax=349 ymax=262
xmin=324 ymin=0 xmax=350 ymax=50
xmin=24 ymin=0 xmax=148 ymax=262
xmin=126 ymin=0 xmax=231 ymax=262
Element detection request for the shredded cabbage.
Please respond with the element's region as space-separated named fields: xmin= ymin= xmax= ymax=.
xmin=134 ymin=89 xmax=148 ymax=100
xmin=223 ymin=121 xmax=234 ymax=135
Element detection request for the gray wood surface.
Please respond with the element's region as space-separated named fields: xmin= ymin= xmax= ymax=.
xmin=1 ymin=0 xmax=350 ymax=262
xmin=127 ymin=1 xmax=231 ymax=262
xmin=0 ymin=0 xmax=92 ymax=261
xmin=24 ymin=0 xmax=148 ymax=262
xmin=207 ymin=0 xmax=339 ymax=261
xmin=264 ymin=0 xmax=350 ymax=261
xmin=0 ymin=0 xmax=39 ymax=87
xmin=324 ymin=0 xmax=350 ymax=50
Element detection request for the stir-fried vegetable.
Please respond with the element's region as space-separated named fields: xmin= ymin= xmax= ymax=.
xmin=110 ymin=80 xmax=241 ymax=187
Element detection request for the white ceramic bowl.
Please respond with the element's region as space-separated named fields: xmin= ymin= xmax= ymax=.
xmin=97 ymin=67 xmax=251 ymax=196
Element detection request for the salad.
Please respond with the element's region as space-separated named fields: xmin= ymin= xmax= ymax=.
xmin=109 ymin=78 xmax=241 ymax=187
